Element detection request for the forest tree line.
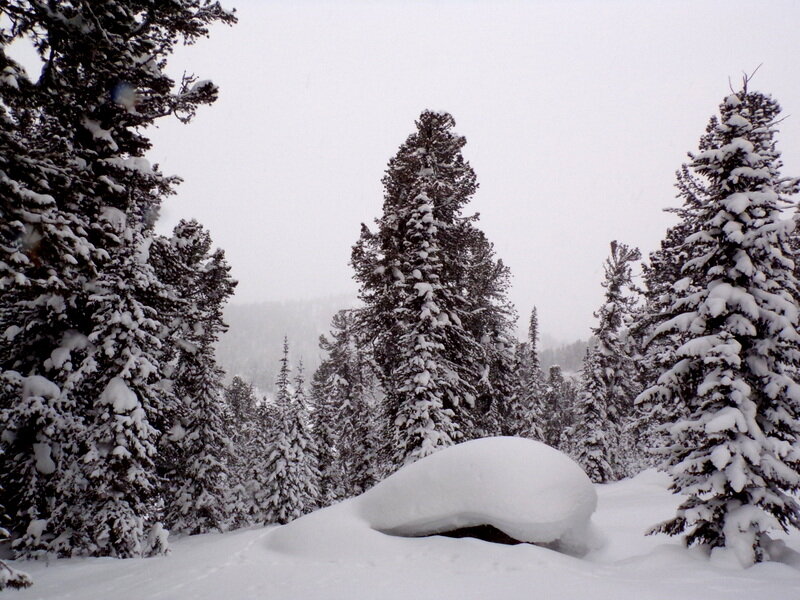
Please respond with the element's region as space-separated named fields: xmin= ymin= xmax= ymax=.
xmin=1 ymin=0 xmax=799 ymax=591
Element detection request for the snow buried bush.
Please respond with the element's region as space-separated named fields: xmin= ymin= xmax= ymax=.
xmin=267 ymin=436 xmax=600 ymax=558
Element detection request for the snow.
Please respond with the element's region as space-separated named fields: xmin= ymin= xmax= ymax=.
xmin=32 ymin=442 xmax=56 ymax=475
xmin=22 ymin=375 xmax=60 ymax=400
xmin=81 ymin=118 xmax=119 ymax=151
xmin=99 ymin=377 xmax=140 ymax=413
xmin=99 ymin=206 xmax=127 ymax=232
xmin=357 ymin=437 xmax=598 ymax=553
xmin=9 ymin=468 xmax=800 ymax=599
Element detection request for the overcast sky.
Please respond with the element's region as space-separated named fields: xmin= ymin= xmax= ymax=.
xmin=144 ymin=0 xmax=800 ymax=342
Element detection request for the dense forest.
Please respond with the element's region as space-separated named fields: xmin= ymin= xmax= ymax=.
xmin=1 ymin=0 xmax=800 ymax=591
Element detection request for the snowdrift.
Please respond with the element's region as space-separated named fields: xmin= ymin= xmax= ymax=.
xmin=267 ymin=436 xmax=599 ymax=557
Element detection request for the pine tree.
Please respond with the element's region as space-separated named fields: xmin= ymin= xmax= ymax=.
xmin=0 ymin=0 xmax=236 ymax=558
xmin=260 ymin=342 xmax=319 ymax=524
xmin=0 ymin=30 xmax=94 ymax=562
xmin=222 ymin=375 xmax=260 ymax=527
xmin=0 ymin=452 xmax=31 ymax=590
xmin=574 ymin=241 xmax=641 ymax=483
xmin=314 ymin=310 xmax=378 ymax=498
xmin=506 ymin=307 xmax=545 ymax=438
xmin=459 ymin=229 xmax=518 ymax=438
xmin=309 ymin=360 xmax=343 ymax=506
xmin=539 ymin=365 xmax=578 ymax=453
xmin=351 ymin=110 xmax=492 ymax=471
xmin=638 ymin=82 xmax=800 ymax=565
xmin=157 ymin=221 xmax=237 ymax=536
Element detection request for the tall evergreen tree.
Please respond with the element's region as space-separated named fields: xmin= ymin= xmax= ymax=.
xmin=460 ymin=229 xmax=518 ymax=437
xmin=222 ymin=375 xmax=261 ymax=528
xmin=351 ymin=110 xmax=501 ymax=472
xmin=157 ymin=221 xmax=237 ymax=536
xmin=0 ymin=0 xmax=236 ymax=558
xmin=506 ymin=307 xmax=545 ymax=438
xmin=314 ymin=310 xmax=378 ymax=498
xmin=539 ymin=365 xmax=578 ymax=453
xmin=574 ymin=241 xmax=641 ymax=483
xmin=308 ymin=359 xmax=343 ymax=506
xmin=637 ymin=82 xmax=800 ymax=565
xmin=260 ymin=342 xmax=319 ymax=524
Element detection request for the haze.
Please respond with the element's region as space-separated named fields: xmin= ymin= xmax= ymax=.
xmin=142 ymin=0 xmax=800 ymax=341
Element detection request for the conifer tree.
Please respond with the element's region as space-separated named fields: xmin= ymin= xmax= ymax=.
xmin=638 ymin=82 xmax=800 ymax=565
xmin=539 ymin=365 xmax=578 ymax=453
xmin=506 ymin=307 xmax=545 ymax=438
xmin=460 ymin=229 xmax=518 ymax=437
xmin=222 ymin=375 xmax=260 ymax=526
xmin=260 ymin=342 xmax=319 ymax=524
xmin=0 ymin=0 xmax=236 ymax=557
xmin=574 ymin=241 xmax=641 ymax=483
xmin=309 ymin=361 xmax=343 ymax=506
xmin=157 ymin=221 xmax=237 ymax=535
xmin=351 ymin=110 xmax=495 ymax=471
xmin=314 ymin=310 xmax=378 ymax=497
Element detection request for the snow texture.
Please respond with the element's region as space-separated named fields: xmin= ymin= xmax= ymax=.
xmin=7 ymin=469 xmax=800 ymax=600
xmin=269 ymin=437 xmax=599 ymax=557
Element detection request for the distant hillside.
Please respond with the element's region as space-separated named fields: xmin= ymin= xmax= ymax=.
xmin=539 ymin=339 xmax=591 ymax=375
xmin=216 ymin=295 xmax=590 ymax=392
xmin=215 ymin=294 xmax=358 ymax=394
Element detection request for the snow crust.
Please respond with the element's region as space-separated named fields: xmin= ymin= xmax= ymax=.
xmin=267 ymin=437 xmax=600 ymax=559
xmin=100 ymin=377 xmax=140 ymax=413
xmin=10 ymin=469 xmax=800 ymax=600
xmin=359 ymin=437 xmax=597 ymax=552
xmin=22 ymin=375 xmax=60 ymax=400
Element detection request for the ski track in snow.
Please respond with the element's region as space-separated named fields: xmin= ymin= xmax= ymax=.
xmin=8 ymin=470 xmax=800 ymax=600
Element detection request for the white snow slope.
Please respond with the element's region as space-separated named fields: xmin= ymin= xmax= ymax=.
xmin=268 ymin=437 xmax=599 ymax=559
xmin=8 ymin=448 xmax=800 ymax=599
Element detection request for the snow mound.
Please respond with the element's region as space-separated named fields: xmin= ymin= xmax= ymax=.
xmin=267 ymin=437 xmax=599 ymax=559
xmin=359 ymin=437 xmax=598 ymax=554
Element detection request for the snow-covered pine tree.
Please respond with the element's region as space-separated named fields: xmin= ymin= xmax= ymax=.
xmin=506 ymin=307 xmax=545 ymax=439
xmin=314 ymin=310 xmax=378 ymax=498
xmin=574 ymin=241 xmax=641 ymax=483
xmin=155 ymin=221 xmax=237 ymax=536
xmin=0 ymin=0 xmax=235 ymax=558
xmin=309 ymin=358 xmax=343 ymax=506
xmin=351 ymin=110 xmax=491 ymax=472
xmin=539 ymin=365 xmax=578 ymax=453
xmin=221 ymin=376 xmax=267 ymax=528
xmin=637 ymin=82 xmax=800 ymax=565
xmin=0 ymin=27 xmax=95 ymax=563
xmin=527 ymin=308 xmax=543 ymax=376
xmin=62 ymin=221 xmax=170 ymax=558
xmin=458 ymin=228 xmax=518 ymax=438
xmin=634 ymin=167 xmax=711 ymax=456
xmin=259 ymin=341 xmax=319 ymax=524
xmin=0 ymin=455 xmax=31 ymax=590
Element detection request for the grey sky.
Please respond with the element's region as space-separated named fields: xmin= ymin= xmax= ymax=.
xmin=144 ymin=0 xmax=800 ymax=341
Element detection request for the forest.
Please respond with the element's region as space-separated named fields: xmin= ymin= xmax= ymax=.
xmin=1 ymin=0 xmax=799 ymax=596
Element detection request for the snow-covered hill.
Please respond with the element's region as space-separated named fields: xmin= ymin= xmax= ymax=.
xmin=9 ymin=467 xmax=800 ymax=599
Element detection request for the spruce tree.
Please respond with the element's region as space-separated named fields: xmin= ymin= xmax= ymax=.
xmin=260 ymin=342 xmax=319 ymax=524
xmin=259 ymin=346 xmax=318 ymax=524
xmin=314 ymin=310 xmax=378 ymax=498
xmin=222 ymin=375 xmax=260 ymax=527
xmin=351 ymin=110 xmax=493 ymax=471
xmin=539 ymin=365 xmax=578 ymax=453
xmin=459 ymin=229 xmax=518 ymax=437
xmin=506 ymin=307 xmax=545 ymax=439
xmin=574 ymin=241 xmax=641 ymax=483
xmin=157 ymin=221 xmax=237 ymax=536
xmin=638 ymin=82 xmax=800 ymax=565
xmin=309 ymin=360 xmax=343 ymax=506
xmin=0 ymin=0 xmax=236 ymax=557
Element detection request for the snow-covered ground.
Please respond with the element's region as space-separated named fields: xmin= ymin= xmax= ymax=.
xmin=9 ymin=463 xmax=800 ymax=599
